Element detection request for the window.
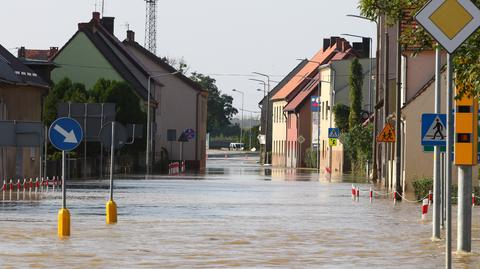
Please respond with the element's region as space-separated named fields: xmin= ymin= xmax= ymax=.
xmin=326 ymin=101 xmax=329 ymax=120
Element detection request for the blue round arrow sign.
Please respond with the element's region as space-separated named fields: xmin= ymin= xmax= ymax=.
xmin=49 ymin=117 xmax=83 ymax=151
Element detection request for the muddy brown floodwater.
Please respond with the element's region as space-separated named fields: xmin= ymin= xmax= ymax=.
xmin=0 ymin=156 xmax=479 ymax=268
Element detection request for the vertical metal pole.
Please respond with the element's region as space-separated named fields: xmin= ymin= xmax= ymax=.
xmin=433 ymin=46 xmax=441 ymax=239
xmin=110 ymin=122 xmax=115 ymax=201
xmin=62 ymin=150 xmax=66 ymax=209
xmin=457 ymin=165 xmax=472 ymax=252
xmin=441 ymin=152 xmax=445 ymax=228
xmin=146 ymin=77 xmax=151 ymax=174
xmin=266 ymin=77 xmax=271 ymax=164
xmin=100 ymin=104 xmax=104 ymax=178
xmin=328 ymin=69 xmax=335 ymax=179
xmin=383 ymin=32 xmax=390 ymax=187
xmin=445 ymin=53 xmax=453 ymax=269
xmin=395 ymin=21 xmax=402 ymax=198
xmin=241 ymin=93 xmax=244 ymax=143
xmin=84 ymin=104 xmax=87 ymax=179
xmin=44 ymin=126 xmax=48 ymax=178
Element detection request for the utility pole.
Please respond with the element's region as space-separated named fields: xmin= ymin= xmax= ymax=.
xmin=144 ymin=0 xmax=158 ymax=54
xmin=395 ymin=20 xmax=402 ymax=198
xmin=383 ymin=30 xmax=389 ymax=188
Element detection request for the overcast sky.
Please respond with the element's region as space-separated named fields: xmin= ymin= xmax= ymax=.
xmin=0 ymin=0 xmax=376 ymax=118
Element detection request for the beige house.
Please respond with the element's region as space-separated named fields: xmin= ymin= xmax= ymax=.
xmin=122 ymin=30 xmax=208 ymax=169
xmin=0 ymin=44 xmax=49 ymax=179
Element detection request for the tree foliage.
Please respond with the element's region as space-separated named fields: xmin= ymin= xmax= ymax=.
xmin=358 ymin=0 xmax=480 ymax=98
xmin=349 ymin=59 xmax=363 ymax=129
xmin=190 ymin=72 xmax=238 ymax=133
xmin=333 ymin=104 xmax=350 ymax=133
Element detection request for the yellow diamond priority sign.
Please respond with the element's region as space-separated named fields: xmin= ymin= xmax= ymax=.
xmin=415 ymin=0 xmax=480 ymax=53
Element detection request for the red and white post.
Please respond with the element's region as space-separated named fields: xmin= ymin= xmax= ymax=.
xmin=422 ymin=198 xmax=429 ymax=220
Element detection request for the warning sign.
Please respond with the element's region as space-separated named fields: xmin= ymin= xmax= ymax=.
xmin=377 ymin=124 xmax=395 ymax=143
xmin=421 ymin=114 xmax=447 ymax=146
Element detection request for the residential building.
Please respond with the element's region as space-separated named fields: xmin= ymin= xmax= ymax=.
xmin=0 ymin=44 xmax=49 ymax=179
xmin=257 ymin=60 xmax=307 ymax=164
xmin=50 ymin=12 xmax=207 ymax=170
xmin=122 ymin=30 xmax=207 ymax=169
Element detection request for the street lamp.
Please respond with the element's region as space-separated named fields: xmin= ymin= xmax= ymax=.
xmin=347 ymin=14 xmax=380 ymax=183
xmin=341 ymin=33 xmax=374 ymax=113
xmin=232 ymin=89 xmax=244 ymax=144
xmin=251 ymin=73 xmax=271 ymax=165
xmin=250 ymin=78 xmax=268 ymax=164
xmin=146 ymin=71 xmax=179 ymax=174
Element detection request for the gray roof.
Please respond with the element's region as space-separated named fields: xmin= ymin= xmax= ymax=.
xmin=0 ymin=44 xmax=49 ymax=88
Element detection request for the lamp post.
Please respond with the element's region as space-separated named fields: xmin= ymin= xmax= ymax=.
xmin=146 ymin=71 xmax=179 ymax=175
xmin=250 ymin=78 xmax=268 ymax=164
xmin=251 ymin=72 xmax=271 ymax=165
xmin=232 ymin=89 xmax=244 ymax=144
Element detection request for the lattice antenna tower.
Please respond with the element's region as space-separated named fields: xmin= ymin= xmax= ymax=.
xmin=144 ymin=0 xmax=158 ymax=54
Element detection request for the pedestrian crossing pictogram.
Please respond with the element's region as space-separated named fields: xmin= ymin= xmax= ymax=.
xmin=328 ymin=128 xmax=340 ymax=139
xmin=377 ymin=124 xmax=395 ymax=143
xmin=421 ymin=114 xmax=447 ymax=146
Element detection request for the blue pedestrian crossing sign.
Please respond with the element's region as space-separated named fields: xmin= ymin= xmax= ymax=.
xmin=49 ymin=117 xmax=83 ymax=151
xmin=328 ymin=128 xmax=340 ymax=139
xmin=421 ymin=114 xmax=446 ymax=146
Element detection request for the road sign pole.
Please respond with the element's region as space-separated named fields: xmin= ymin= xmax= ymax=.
xmin=457 ymin=165 xmax=472 ymax=252
xmin=110 ymin=122 xmax=115 ymax=201
xmin=446 ymin=53 xmax=453 ymax=269
xmin=433 ymin=46 xmax=441 ymax=240
xmin=106 ymin=121 xmax=117 ymax=224
xmin=58 ymin=150 xmax=70 ymax=238
xmin=62 ymin=150 xmax=66 ymax=209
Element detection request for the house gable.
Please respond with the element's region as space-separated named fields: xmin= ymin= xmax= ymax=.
xmin=52 ymin=32 xmax=123 ymax=90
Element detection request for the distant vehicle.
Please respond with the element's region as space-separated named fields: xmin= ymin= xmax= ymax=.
xmin=229 ymin=143 xmax=245 ymax=151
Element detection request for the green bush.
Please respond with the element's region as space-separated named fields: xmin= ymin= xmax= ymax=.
xmin=413 ymin=177 xmax=480 ymax=205
xmin=412 ymin=177 xmax=433 ymax=201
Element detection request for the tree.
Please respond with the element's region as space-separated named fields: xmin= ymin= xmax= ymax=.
xmin=160 ymin=56 xmax=189 ymax=74
xmin=333 ymin=104 xmax=350 ymax=133
xmin=349 ymin=58 xmax=363 ymax=129
xmin=190 ymin=72 xmax=238 ymax=133
xmin=358 ymin=0 xmax=480 ymax=98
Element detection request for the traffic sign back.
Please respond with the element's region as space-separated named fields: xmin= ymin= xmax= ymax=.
xmin=49 ymin=117 xmax=83 ymax=151
xmin=377 ymin=124 xmax=395 ymax=143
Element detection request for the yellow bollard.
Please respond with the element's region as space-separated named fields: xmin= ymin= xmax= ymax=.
xmin=58 ymin=208 xmax=70 ymax=238
xmin=106 ymin=199 xmax=117 ymax=224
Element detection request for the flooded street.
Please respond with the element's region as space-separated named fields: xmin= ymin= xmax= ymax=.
xmin=1 ymin=155 xmax=479 ymax=268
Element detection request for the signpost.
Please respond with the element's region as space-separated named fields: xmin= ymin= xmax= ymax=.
xmin=297 ymin=135 xmax=306 ymax=144
xmin=49 ymin=117 xmax=83 ymax=238
xmin=416 ymin=0 xmax=480 ymax=266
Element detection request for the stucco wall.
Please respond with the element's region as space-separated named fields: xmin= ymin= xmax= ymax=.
xmin=52 ymin=32 xmax=123 ymax=89
xmin=125 ymin=45 xmax=206 ymax=163
xmin=272 ymin=101 xmax=287 ymax=167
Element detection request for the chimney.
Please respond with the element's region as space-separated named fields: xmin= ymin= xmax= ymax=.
xmin=92 ymin=12 xmax=101 ymax=23
xmin=49 ymin=47 xmax=59 ymax=59
xmin=362 ymin=37 xmax=371 ymax=58
xmin=126 ymin=30 xmax=135 ymax=42
xmin=330 ymin=36 xmax=339 ymax=48
xmin=101 ymin=17 xmax=115 ymax=35
xmin=18 ymin=46 xmax=26 ymax=58
xmin=323 ymin=39 xmax=331 ymax=51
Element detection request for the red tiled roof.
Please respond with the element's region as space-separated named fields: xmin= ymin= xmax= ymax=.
xmin=271 ymin=38 xmax=352 ymax=101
